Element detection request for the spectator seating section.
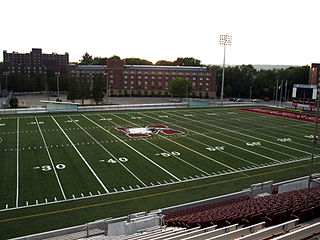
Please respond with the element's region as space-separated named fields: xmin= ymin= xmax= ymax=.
xmin=164 ymin=186 xmax=320 ymax=229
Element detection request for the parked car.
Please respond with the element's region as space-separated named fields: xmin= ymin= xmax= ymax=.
xmin=236 ymin=98 xmax=244 ymax=102
xmin=251 ymin=99 xmax=261 ymax=103
xmin=229 ymin=97 xmax=236 ymax=101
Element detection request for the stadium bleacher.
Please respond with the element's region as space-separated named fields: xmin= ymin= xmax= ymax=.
xmin=164 ymin=186 xmax=320 ymax=229
xmin=19 ymin=185 xmax=320 ymax=240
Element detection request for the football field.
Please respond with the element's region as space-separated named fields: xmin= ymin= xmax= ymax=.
xmin=0 ymin=106 xmax=319 ymax=238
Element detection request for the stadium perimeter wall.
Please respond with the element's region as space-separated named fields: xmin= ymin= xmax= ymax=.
xmin=14 ymin=175 xmax=319 ymax=240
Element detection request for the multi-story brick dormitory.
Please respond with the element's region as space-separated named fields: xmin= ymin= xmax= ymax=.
xmin=68 ymin=59 xmax=216 ymax=98
xmin=310 ymin=63 xmax=320 ymax=85
xmin=3 ymin=48 xmax=69 ymax=77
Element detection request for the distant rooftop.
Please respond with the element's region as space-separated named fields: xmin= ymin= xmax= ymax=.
xmin=125 ymin=65 xmax=210 ymax=71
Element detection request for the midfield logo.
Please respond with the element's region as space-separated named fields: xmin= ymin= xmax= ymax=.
xmin=116 ymin=125 xmax=184 ymax=138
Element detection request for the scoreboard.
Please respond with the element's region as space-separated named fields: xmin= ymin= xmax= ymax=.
xmin=292 ymin=84 xmax=317 ymax=109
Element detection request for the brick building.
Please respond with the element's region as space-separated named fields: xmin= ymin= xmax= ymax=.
xmin=310 ymin=63 xmax=320 ymax=85
xmin=68 ymin=59 xmax=216 ymax=98
xmin=3 ymin=48 xmax=69 ymax=76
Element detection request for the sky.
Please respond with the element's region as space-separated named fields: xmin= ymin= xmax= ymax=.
xmin=1 ymin=0 xmax=319 ymax=66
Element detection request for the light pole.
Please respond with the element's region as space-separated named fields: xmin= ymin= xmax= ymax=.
xmin=55 ymin=72 xmax=60 ymax=98
xmin=219 ymin=35 xmax=232 ymax=107
xmin=249 ymin=86 xmax=252 ymax=101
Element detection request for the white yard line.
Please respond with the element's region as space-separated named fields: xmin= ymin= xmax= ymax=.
xmin=171 ymin=111 xmax=303 ymax=159
xmin=118 ymin=113 xmax=211 ymax=176
xmin=140 ymin=112 xmax=280 ymax=163
xmin=83 ymin=115 xmax=181 ymax=182
xmin=51 ymin=116 xmax=110 ymax=194
xmin=0 ymin=154 xmax=314 ymax=213
xmin=185 ymin=135 xmax=259 ymax=166
xmin=185 ymin=110 xmax=311 ymax=155
xmin=68 ymin=116 xmax=147 ymax=187
xmin=16 ymin=118 xmax=19 ymax=207
xmin=35 ymin=117 xmax=67 ymax=200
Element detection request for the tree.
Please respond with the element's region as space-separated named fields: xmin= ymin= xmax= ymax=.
xmin=108 ymin=55 xmax=121 ymax=60
xmin=124 ymin=58 xmax=153 ymax=65
xmin=155 ymin=60 xmax=174 ymax=66
xmin=9 ymin=97 xmax=18 ymax=108
xmin=79 ymin=78 xmax=91 ymax=105
xmin=80 ymin=52 xmax=93 ymax=65
xmin=92 ymin=74 xmax=105 ymax=105
xmin=67 ymin=77 xmax=80 ymax=102
xmin=173 ymin=57 xmax=202 ymax=66
xmin=92 ymin=57 xmax=107 ymax=65
xmin=169 ymin=77 xmax=193 ymax=100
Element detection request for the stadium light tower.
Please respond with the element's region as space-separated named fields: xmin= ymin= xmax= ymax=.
xmin=219 ymin=35 xmax=232 ymax=106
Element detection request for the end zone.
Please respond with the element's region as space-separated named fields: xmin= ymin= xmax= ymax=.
xmin=237 ymin=107 xmax=316 ymax=123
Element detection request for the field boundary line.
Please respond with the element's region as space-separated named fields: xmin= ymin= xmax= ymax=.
xmin=35 ymin=117 xmax=67 ymax=200
xmin=51 ymin=116 xmax=110 ymax=194
xmin=16 ymin=118 xmax=19 ymax=207
xmin=0 ymin=161 xmax=316 ymax=224
xmin=116 ymin=113 xmax=210 ymax=176
xmin=186 ymin=110 xmax=311 ymax=155
xmin=83 ymin=115 xmax=181 ymax=182
xmin=69 ymin=116 xmax=147 ymax=187
xmin=156 ymin=112 xmax=280 ymax=163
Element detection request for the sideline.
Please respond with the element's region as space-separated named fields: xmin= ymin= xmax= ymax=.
xmin=0 ymin=161 xmax=315 ymax=224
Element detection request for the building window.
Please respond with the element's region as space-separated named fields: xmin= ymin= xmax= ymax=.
xmin=145 ymin=76 xmax=148 ymax=79
xmin=200 ymin=77 xmax=203 ymax=81
xmin=179 ymin=72 xmax=183 ymax=75
xmin=144 ymin=71 xmax=148 ymax=74
xmin=206 ymin=77 xmax=209 ymax=81
xmin=158 ymin=71 xmax=162 ymax=74
xmin=152 ymin=76 xmax=155 ymax=79
xmin=206 ymin=83 xmax=209 ymax=86
xmin=145 ymin=81 xmax=148 ymax=85
xmin=124 ymin=75 xmax=128 ymax=79
xmin=186 ymin=77 xmax=189 ymax=80
xmin=130 ymin=70 xmax=134 ymax=74
xmin=158 ymin=81 xmax=162 ymax=85
xmin=124 ymin=80 xmax=128 ymax=84
xmin=131 ymin=75 xmax=134 ymax=79
xmin=138 ymin=75 xmax=141 ymax=79
xmin=193 ymin=77 xmax=196 ymax=80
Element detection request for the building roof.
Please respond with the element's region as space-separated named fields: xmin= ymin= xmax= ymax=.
xmin=124 ymin=65 xmax=210 ymax=71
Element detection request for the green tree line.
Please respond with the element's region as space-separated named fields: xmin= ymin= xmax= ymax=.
xmin=215 ymin=65 xmax=309 ymax=100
